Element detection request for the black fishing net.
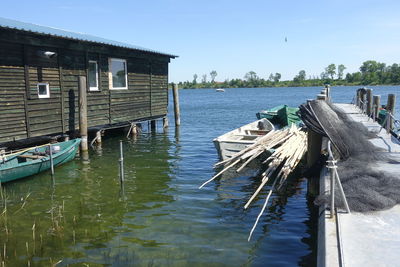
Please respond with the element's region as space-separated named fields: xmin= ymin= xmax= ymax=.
xmin=300 ymin=100 xmax=400 ymax=212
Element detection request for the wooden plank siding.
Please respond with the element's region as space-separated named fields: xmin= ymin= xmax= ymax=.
xmin=0 ymin=29 xmax=171 ymax=144
xmin=151 ymin=62 xmax=168 ymax=117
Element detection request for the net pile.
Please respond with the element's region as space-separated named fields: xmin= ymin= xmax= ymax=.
xmin=300 ymin=100 xmax=400 ymax=212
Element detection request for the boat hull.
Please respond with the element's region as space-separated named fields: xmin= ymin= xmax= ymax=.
xmin=213 ymin=138 xmax=256 ymax=160
xmin=0 ymin=139 xmax=81 ymax=183
xmin=256 ymin=105 xmax=301 ymax=127
xmin=213 ymin=118 xmax=274 ymax=160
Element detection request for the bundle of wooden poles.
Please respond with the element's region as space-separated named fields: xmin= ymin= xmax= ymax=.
xmin=200 ymin=124 xmax=307 ymax=240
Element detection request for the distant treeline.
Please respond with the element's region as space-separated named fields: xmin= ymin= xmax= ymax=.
xmin=174 ymin=60 xmax=400 ymax=89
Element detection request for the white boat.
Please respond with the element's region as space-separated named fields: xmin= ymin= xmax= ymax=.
xmin=213 ymin=118 xmax=274 ymax=160
xmin=216 ymin=89 xmax=225 ymax=92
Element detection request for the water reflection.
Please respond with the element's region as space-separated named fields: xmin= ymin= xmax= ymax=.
xmin=0 ymin=131 xmax=176 ymax=266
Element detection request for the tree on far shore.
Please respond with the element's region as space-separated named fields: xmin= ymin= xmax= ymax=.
xmin=337 ymin=64 xmax=346 ymax=80
xmin=210 ymin=70 xmax=217 ymax=83
xmin=325 ymin=64 xmax=336 ymax=79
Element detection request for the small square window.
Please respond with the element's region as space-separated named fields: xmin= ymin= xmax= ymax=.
xmin=88 ymin=60 xmax=99 ymax=91
xmin=37 ymin=83 xmax=50 ymax=98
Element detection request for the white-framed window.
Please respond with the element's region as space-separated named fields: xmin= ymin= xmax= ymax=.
xmin=88 ymin=60 xmax=99 ymax=91
xmin=37 ymin=83 xmax=50 ymax=98
xmin=109 ymin=58 xmax=128 ymax=89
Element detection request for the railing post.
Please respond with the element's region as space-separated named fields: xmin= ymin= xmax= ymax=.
xmin=373 ymin=95 xmax=381 ymax=121
xmin=387 ymin=94 xmax=396 ymax=131
xmin=366 ymin=89 xmax=373 ymax=117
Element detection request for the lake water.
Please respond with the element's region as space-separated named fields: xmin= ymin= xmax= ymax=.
xmin=0 ymin=85 xmax=398 ymax=266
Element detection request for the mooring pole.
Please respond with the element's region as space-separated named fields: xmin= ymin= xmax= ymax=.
xmin=163 ymin=117 xmax=169 ymax=128
xmin=96 ymin=131 xmax=102 ymax=145
xmin=356 ymin=90 xmax=361 ymax=108
xmin=325 ymin=85 xmax=331 ymax=102
xmin=387 ymin=94 xmax=396 ymax=131
xmin=373 ymin=95 xmax=381 ymax=121
xmin=49 ymin=144 xmax=54 ymax=176
xmin=119 ymin=140 xmax=124 ymax=183
xmin=79 ymin=76 xmax=88 ymax=152
xmin=172 ymin=83 xmax=181 ymax=126
xmin=366 ymin=89 xmax=373 ymax=117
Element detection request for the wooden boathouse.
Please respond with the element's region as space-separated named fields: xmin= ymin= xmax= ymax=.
xmin=0 ymin=17 xmax=176 ymax=145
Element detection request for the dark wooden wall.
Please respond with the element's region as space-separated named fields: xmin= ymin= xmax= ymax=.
xmin=0 ymin=30 xmax=170 ymax=143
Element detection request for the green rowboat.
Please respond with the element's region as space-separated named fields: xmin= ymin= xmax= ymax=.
xmin=0 ymin=138 xmax=81 ymax=183
xmin=256 ymin=105 xmax=301 ymax=127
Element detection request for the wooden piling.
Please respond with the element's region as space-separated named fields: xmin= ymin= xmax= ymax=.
xmin=356 ymin=90 xmax=361 ymax=107
xmin=172 ymin=83 xmax=181 ymax=126
xmin=366 ymin=89 xmax=373 ymax=116
xmin=131 ymin=125 xmax=138 ymax=136
xmin=325 ymin=85 xmax=331 ymax=102
xmin=307 ymin=98 xmax=322 ymax=168
xmin=317 ymin=94 xmax=326 ymax=101
xmin=95 ymin=131 xmax=102 ymax=145
xmin=163 ymin=117 xmax=169 ymax=128
xmin=373 ymin=95 xmax=381 ymax=121
xmin=386 ymin=94 xmax=396 ymax=131
xmin=307 ymin=130 xmax=322 ymax=168
xmin=49 ymin=144 xmax=54 ymax=176
xmin=119 ymin=140 xmax=124 ymax=183
xmin=78 ymin=76 xmax=88 ymax=152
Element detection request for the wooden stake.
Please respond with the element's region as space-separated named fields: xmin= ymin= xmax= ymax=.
xmin=172 ymin=83 xmax=181 ymax=126
xmin=79 ymin=76 xmax=88 ymax=152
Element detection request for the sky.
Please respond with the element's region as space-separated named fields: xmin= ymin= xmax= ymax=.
xmin=1 ymin=0 xmax=400 ymax=82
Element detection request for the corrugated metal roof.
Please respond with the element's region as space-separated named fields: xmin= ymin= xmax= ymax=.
xmin=0 ymin=17 xmax=177 ymax=58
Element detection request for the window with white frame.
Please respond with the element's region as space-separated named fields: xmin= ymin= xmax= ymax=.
xmin=37 ymin=83 xmax=50 ymax=98
xmin=88 ymin=60 xmax=99 ymax=91
xmin=109 ymin=58 xmax=128 ymax=89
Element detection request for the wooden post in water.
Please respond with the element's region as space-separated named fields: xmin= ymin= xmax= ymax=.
xmin=325 ymin=85 xmax=331 ymax=102
xmin=95 ymin=131 xmax=102 ymax=145
xmin=387 ymin=94 xmax=396 ymax=131
xmin=307 ymin=99 xmax=322 ymax=168
xmin=79 ymin=76 xmax=88 ymax=152
xmin=163 ymin=117 xmax=169 ymax=128
xmin=307 ymin=130 xmax=322 ymax=168
xmin=172 ymin=83 xmax=181 ymax=126
xmin=373 ymin=95 xmax=381 ymax=121
xmin=366 ymin=89 xmax=373 ymax=117
xmin=49 ymin=144 xmax=54 ymax=176
xmin=119 ymin=140 xmax=124 ymax=183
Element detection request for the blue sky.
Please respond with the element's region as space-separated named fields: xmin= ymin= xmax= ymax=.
xmin=2 ymin=0 xmax=400 ymax=82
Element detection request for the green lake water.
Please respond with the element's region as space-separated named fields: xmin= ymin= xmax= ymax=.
xmin=0 ymin=86 xmax=398 ymax=266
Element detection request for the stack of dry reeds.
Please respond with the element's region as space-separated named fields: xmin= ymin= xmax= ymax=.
xmin=200 ymin=124 xmax=307 ymax=240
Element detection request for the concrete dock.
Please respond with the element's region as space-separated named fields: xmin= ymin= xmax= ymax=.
xmin=318 ymin=103 xmax=400 ymax=267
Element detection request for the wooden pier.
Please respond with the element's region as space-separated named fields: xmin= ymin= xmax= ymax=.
xmin=318 ymin=103 xmax=400 ymax=266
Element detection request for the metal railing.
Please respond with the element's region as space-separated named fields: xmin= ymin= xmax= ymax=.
xmin=379 ymin=111 xmax=400 ymax=136
xmin=327 ymin=141 xmax=351 ymax=218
